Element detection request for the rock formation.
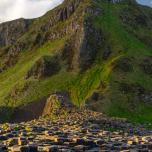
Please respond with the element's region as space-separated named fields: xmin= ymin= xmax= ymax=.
xmin=42 ymin=93 xmax=73 ymax=117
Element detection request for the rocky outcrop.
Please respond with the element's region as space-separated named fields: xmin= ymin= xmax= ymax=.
xmin=0 ymin=19 xmax=32 ymax=71
xmin=114 ymin=57 xmax=133 ymax=72
xmin=0 ymin=0 xmax=82 ymax=48
xmin=8 ymin=92 xmax=73 ymax=123
xmin=120 ymin=3 xmax=152 ymax=48
xmin=42 ymin=93 xmax=74 ymax=117
xmin=0 ymin=0 xmax=83 ymax=71
xmin=79 ymin=10 xmax=103 ymax=70
xmin=39 ymin=0 xmax=83 ymax=43
xmin=62 ymin=5 xmax=103 ymax=71
xmin=0 ymin=19 xmax=32 ymax=47
xmin=120 ymin=7 xmax=148 ymax=28
xmin=26 ymin=56 xmax=61 ymax=79
xmin=119 ymin=82 xmax=152 ymax=104
xmin=140 ymin=56 xmax=152 ymax=76
xmin=109 ymin=0 xmax=123 ymax=3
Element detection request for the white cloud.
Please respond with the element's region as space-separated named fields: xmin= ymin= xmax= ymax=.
xmin=0 ymin=0 xmax=64 ymax=23
xmin=136 ymin=0 xmax=152 ymax=7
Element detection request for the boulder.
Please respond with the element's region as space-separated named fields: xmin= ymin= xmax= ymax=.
xmin=42 ymin=92 xmax=74 ymax=117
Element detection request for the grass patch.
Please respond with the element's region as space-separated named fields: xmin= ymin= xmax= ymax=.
xmin=0 ymin=38 xmax=67 ymax=107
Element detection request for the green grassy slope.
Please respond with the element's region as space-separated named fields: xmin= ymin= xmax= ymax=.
xmin=0 ymin=0 xmax=152 ymax=123
xmin=0 ymin=38 xmax=70 ymax=106
xmin=86 ymin=1 xmax=152 ymax=123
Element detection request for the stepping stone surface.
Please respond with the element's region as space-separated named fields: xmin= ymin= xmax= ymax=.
xmin=0 ymin=108 xmax=152 ymax=151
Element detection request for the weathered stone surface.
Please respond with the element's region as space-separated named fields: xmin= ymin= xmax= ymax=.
xmin=140 ymin=57 xmax=152 ymax=76
xmin=114 ymin=57 xmax=133 ymax=72
xmin=0 ymin=19 xmax=32 ymax=47
xmin=0 ymin=108 xmax=152 ymax=151
xmin=42 ymin=92 xmax=73 ymax=117
xmin=26 ymin=55 xmax=61 ymax=79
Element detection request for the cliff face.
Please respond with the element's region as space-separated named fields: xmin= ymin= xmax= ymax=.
xmin=0 ymin=0 xmax=81 ymax=48
xmin=0 ymin=19 xmax=32 ymax=47
xmin=0 ymin=0 xmax=152 ymax=123
xmin=0 ymin=0 xmax=82 ymax=69
xmin=0 ymin=0 xmax=103 ymax=71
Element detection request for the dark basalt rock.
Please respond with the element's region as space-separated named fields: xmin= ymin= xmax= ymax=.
xmin=62 ymin=6 xmax=103 ymax=71
xmin=114 ymin=57 xmax=133 ymax=72
xmin=141 ymin=92 xmax=152 ymax=103
xmin=103 ymin=46 xmax=112 ymax=60
xmin=79 ymin=8 xmax=103 ymax=70
xmin=119 ymin=82 xmax=152 ymax=103
xmin=120 ymin=7 xmax=148 ymax=28
xmin=119 ymin=5 xmax=152 ymax=48
xmin=0 ymin=19 xmax=32 ymax=47
xmin=135 ymin=15 xmax=147 ymax=26
xmin=140 ymin=57 xmax=152 ymax=76
xmin=109 ymin=0 xmax=123 ymax=3
xmin=26 ymin=55 xmax=61 ymax=79
xmin=119 ymin=83 xmax=145 ymax=95
xmin=91 ymin=92 xmax=100 ymax=101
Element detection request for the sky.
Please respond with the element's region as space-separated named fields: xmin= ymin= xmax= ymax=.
xmin=0 ymin=0 xmax=64 ymax=23
xmin=136 ymin=0 xmax=152 ymax=7
xmin=0 ymin=0 xmax=151 ymax=24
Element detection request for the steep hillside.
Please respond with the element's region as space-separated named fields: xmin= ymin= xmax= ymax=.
xmin=0 ymin=0 xmax=151 ymax=123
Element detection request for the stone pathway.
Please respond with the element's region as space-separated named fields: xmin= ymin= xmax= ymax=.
xmin=0 ymin=109 xmax=152 ymax=152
